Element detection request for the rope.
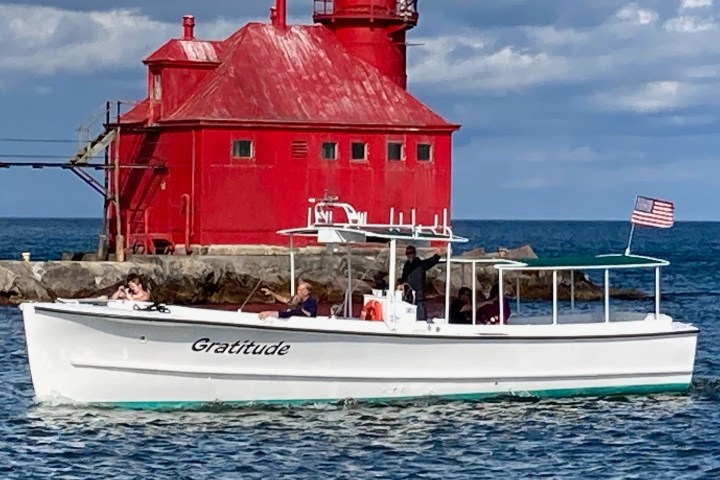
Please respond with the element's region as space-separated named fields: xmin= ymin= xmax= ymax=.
xmin=239 ymin=279 xmax=264 ymax=312
xmin=133 ymin=302 xmax=170 ymax=313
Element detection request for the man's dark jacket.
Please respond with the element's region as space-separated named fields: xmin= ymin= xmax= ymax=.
xmin=401 ymin=254 xmax=441 ymax=300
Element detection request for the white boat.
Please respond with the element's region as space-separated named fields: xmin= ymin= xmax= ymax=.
xmin=20 ymin=198 xmax=698 ymax=408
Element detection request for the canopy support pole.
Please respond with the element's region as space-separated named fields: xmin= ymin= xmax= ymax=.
xmin=499 ymin=270 xmax=505 ymax=324
xmin=655 ymin=267 xmax=661 ymax=320
xmin=472 ymin=261 xmax=477 ymax=325
xmin=604 ymin=269 xmax=610 ymax=323
xmin=345 ymin=244 xmax=352 ymax=318
xmin=552 ymin=270 xmax=558 ymax=325
xmin=289 ymin=234 xmax=296 ymax=296
xmin=444 ymin=244 xmax=452 ymax=322
xmin=388 ymin=238 xmax=397 ymax=325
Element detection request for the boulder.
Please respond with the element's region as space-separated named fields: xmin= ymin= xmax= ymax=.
xmin=0 ymin=265 xmax=18 ymax=304
xmin=0 ymin=261 xmax=51 ymax=304
xmin=148 ymin=257 xmax=217 ymax=304
xmin=42 ymin=262 xmax=105 ymax=299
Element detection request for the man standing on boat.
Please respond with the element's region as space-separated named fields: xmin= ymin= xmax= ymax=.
xmin=401 ymin=245 xmax=443 ymax=321
xmin=258 ymin=282 xmax=318 ymax=319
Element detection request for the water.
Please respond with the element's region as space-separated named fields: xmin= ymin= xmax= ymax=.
xmin=2 ymin=219 xmax=720 ymax=478
xmin=0 ymin=218 xmax=101 ymax=261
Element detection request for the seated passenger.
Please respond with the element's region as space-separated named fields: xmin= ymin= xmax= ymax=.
xmin=111 ymin=273 xmax=151 ymax=302
xmin=449 ymin=287 xmax=473 ymax=324
xmin=476 ymin=283 xmax=511 ymax=325
xmin=259 ymin=282 xmax=318 ymax=320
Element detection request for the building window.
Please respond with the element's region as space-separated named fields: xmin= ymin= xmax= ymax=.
xmin=351 ymin=142 xmax=367 ymax=161
xmin=152 ymin=74 xmax=162 ymax=100
xmin=232 ymin=140 xmax=253 ymax=159
xmin=291 ymin=141 xmax=309 ymax=159
xmin=321 ymin=142 xmax=337 ymax=160
xmin=387 ymin=142 xmax=403 ymax=161
xmin=417 ymin=143 xmax=432 ymax=162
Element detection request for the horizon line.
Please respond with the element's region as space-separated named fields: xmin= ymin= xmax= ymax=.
xmin=0 ymin=216 xmax=717 ymax=223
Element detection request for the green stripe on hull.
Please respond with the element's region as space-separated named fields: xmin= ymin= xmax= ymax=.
xmin=102 ymin=383 xmax=691 ymax=410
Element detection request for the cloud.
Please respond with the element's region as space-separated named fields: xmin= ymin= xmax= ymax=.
xmin=662 ymin=114 xmax=718 ymax=125
xmin=409 ymin=36 xmax=572 ymax=92
xmin=0 ymin=5 xmax=246 ymax=76
xmin=613 ymin=3 xmax=659 ymax=25
xmin=588 ymin=81 xmax=708 ymax=113
xmin=409 ymin=1 xmax=720 ymax=96
xmin=664 ymin=15 xmax=717 ymax=31
xmin=680 ymin=0 xmax=713 ymax=10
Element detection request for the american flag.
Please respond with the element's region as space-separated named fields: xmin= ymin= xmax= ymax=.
xmin=631 ymin=196 xmax=674 ymax=228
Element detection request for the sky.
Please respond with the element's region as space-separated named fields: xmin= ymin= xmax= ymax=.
xmin=0 ymin=0 xmax=719 ymax=220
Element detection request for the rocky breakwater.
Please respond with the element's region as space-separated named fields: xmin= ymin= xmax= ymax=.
xmin=0 ymin=245 xmax=644 ymax=306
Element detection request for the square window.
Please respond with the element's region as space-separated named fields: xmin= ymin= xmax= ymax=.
xmin=388 ymin=142 xmax=403 ymax=161
xmin=321 ymin=142 xmax=337 ymax=160
xmin=351 ymin=142 xmax=367 ymax=161
xmin=232 ymin=140 xmax=253 ymax=159
xmin=417 ymin=143 xmax=432 ymax=162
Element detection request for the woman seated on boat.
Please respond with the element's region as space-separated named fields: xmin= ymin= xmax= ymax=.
xmin=258 ymin=282 xmax=318 ymax=320
xmin=449 ymin=287 xmax=490 ymax=324
xmin=449 ymin=287 xmax=473 ymax=324
xmin=111 ymin=273 xmax=151 ymax=302
xmin=476 ymin=283 xmax=511 ymax=325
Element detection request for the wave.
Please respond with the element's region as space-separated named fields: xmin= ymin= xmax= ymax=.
xmin=661 ymin=292 xmax=720 ymax=299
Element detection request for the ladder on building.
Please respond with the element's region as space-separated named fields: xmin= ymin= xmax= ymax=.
xmin=67 ymin=102 xmax=122 ymax=197
xmin=68 ymin=129 xmax=117 ymax=197
xmin=70 ymin=128 xmax=117 ymax=166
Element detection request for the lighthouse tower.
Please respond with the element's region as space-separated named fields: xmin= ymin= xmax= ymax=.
xmin=314 ymin=0 xmax=419 ymax=89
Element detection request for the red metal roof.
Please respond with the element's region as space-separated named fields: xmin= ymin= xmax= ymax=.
xmin=166 ymin=24 xmax=456 ymax=129
xmin=120 ymin=100 xmax=151 ymax=125
xmin=144 ymin=39 xmax=226 ymax=65
xmin=122 ymin=23 xmax=457 ymax=130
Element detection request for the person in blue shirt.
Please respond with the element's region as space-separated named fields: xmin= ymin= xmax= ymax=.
xmin=258 ymin=282 xmax=318 ymax=319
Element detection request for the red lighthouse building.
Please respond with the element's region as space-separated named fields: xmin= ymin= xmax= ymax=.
xmin=106 ymin=0 xmax=459 ymax=254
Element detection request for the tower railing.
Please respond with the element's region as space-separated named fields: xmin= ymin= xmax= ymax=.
xmin=313 ymin=0 xmax=333 ymax=16
xmin=74 ymin=101 xmax=136 ymax=154
xmin=313 ymin=0 xmax=419 ymax=20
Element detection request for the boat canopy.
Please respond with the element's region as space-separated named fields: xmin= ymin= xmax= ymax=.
xmin=277 ymin=196 xmax=466 ymax=311
xmin=278 ymin=225 xmax=467 ymax=244
xmin=495 ymin=254 xmax=669 ymax=271
xmin=277 ymin=196 xmax=467 ymax=245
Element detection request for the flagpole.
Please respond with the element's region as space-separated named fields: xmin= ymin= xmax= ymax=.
xmin=624 ymin=223 xmax=635 ymax=256
xmin=625 ymin=194 xmax=639 ymax=256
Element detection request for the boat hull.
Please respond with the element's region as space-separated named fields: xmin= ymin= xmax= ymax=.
xmin=21 ymin=303 xmax=698 ymax=407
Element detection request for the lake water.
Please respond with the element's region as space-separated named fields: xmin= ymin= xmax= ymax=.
xmin=1 ymin=219 xmax=719 ymax=478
